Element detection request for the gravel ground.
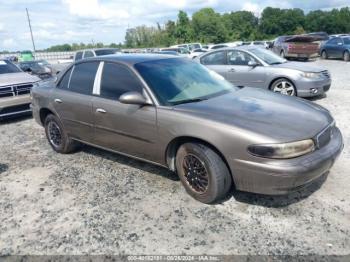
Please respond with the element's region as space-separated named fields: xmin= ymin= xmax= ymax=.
xmin=0 ymin=59 xmax=349 ymax=256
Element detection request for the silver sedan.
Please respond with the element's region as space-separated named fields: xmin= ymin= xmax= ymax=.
xmin=195 ymin=46 xmax=331 ymax=97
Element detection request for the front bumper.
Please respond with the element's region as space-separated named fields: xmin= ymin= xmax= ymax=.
xmin=296 ymin=77 xmax=332 ymax=97
xmin=0 ymin=94 xmax=32 ymax=119
xmin=230 ymin=127 xmax=343 ymax=195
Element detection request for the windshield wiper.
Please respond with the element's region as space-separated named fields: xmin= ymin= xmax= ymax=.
xmin=171 ymin=98 xmax=208 ymax=105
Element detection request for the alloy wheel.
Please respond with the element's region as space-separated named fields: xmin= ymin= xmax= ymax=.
xmin=182 ymin=154 xmax=209 ymax=193
xmin=272 ymin=80 xmax=296 ymax=96
xmin=48 ymin=121 xmax=62 ymax=147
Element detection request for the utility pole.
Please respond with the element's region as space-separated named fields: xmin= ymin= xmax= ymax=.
xmin=26 ymin=8 xmax=36 ymax=53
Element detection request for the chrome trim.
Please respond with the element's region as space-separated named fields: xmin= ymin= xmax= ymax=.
xmin=93 ymin=61 xmax=104 ymax=95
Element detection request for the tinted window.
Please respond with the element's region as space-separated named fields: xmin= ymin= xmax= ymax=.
xmin=75 ymin=52 xmax=83 ymax=61
xmin=0 ymin=60 xmax=21 ymax=74
xmin=69 ymin=62 xmax=99 ymax=95
xmin=201 ymin=51 xmax=226 ymax=65
xmin=100 ymin=62 xmax=143 ymax=100
xmin=227 ymin=50 xmax=257 ymax=66
xmin=83 ymin=51 xmax=94 ymax=58
xmin=344 ymin=37 xmax=350 ymax=45
xmin=328 ymin=38 xmax=339 ymax=45
xmin=57 ymin=67 xmax=72 ymax=89
xmin=94 ymin=49 xmax=119 ymax=56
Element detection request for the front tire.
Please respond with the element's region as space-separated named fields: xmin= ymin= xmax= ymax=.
xmin=176 ymin=143 xmax=232 ymax=204
xmin=344 ymin=51 xmax=350 ymax=62
xmin=321 ymin=50 xmax=328 ymax=59
xmin=44 ymin=114 xmax=79 ymax=153
xmin=280 ymin=50 xmax=285 ymax=58
xmin=270 ymin=78 xmax=297 ymax=96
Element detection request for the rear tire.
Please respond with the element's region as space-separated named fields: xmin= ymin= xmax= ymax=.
xmin=44 ymin=114 xmax=79 ymax=154
xmin=344 ymin=51 xmax=350 ymax=62
xmin=176 ymin=143 xmax=232 ymax=204
xmin=321 ymin=50 xmax=328 ymax=59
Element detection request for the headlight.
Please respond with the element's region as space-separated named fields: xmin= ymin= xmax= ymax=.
xmin=302 ymin=72 xmax=322 ymax=79
xmin=248 ymin=139 xmax=315 ymax=159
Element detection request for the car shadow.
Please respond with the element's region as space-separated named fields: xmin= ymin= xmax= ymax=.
xmin=82 ymin=145 xmax=180 ymax=181
xmin=230 ymin=172 xmax=328 ymax=208
xmin=0 ymin=163 xmax=9 ymax=174
xmin=0 ymin=114 xmax=32 ymax=124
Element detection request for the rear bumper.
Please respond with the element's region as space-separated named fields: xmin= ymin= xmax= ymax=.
xmin=286 ymin=53 xmax=319 ymax=58
xmin=0 ymin=94 xmax=32 ymax=119
xmin=296 ymin=77 xmax=332 ymax=97
xmin=230 ymin=127 xmax=343 ymax=195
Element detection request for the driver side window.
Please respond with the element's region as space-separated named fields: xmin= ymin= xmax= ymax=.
xmin=227 ymin=50 xmax=256 ymax=66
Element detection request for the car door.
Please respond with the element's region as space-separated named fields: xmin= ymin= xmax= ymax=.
xmin=334 ymin=38 xmax=345 ymax=58
xmin=52 ymin=61 xmax=99 ymax=142
xmin=92 ymin=62 xmax=158 ymax=162
xmin=225 ymin=50 xmax=266 ymax=88
xmin=326 ymin=38 xmax=339 ymax=57
xmin=200 ymin=50 xmax=228 ymax=78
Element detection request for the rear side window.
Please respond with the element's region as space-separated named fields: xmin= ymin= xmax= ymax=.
xmin=75 ymin=52 xmax=83 ymax=61
xmin=69 ymin=62 xmax=99 ymax=95
xmin=100 ymin=62 xmax=143 ymax=100
xmin=201 ymin=51 xmax=226 ymax=65
xmin=57 ymin=67 xmax=72 ymax=89
xmin=83 ymin=51 xmax=94 ymax=58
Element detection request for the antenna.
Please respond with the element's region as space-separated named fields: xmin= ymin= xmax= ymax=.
xmin=26 ymin=8 xmax=36 ymax=53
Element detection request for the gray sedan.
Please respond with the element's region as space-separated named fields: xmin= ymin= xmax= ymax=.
xmin=195 ymin=46 xmax=331 ymax=97
xmin=31 ymin=55 xmax=343 ymax=204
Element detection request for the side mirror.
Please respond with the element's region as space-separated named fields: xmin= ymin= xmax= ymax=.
xmin=248 ymin=61 xmax=258 ymax=67
xmin=119 ymin=91 xmax=149 ymax=105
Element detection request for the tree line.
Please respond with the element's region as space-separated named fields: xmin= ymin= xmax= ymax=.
xmin=4 ymin=6 xmax=347 ymax=53
xmin=125 ymin=6 xmax=350 ymax=48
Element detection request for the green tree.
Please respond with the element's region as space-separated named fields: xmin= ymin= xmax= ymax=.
xmin=175 ymin=10 xmax=193 ymax=43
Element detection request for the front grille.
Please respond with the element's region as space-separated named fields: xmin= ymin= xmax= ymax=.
xmin=315 ymin=124 xmax=333 ymax=149
xmin=321 ymin=70 xmax=330 ymax=79
xmin=0 ymin=83 xmax=33 ymax=98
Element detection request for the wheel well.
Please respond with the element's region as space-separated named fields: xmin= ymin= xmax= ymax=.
xmin=165 ymin=136 xmax=232 ymax=176
xmin=39 ymin=108 xmax=54 ymax=125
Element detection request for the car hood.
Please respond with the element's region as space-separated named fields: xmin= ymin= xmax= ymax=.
xmin=173 ymin=88 xmax=333 ymax=142
xmin=271 ymin=61 xmax=326 ymax=73
xmin=0 ymin=72 xmax=40 ymax=87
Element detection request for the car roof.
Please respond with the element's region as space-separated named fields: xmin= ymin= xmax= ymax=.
xmin=78 ymin=54 xmax=182 ymax=66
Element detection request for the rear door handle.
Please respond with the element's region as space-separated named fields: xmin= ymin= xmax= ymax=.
xmin=54 ymin=99 xmax=62 ymax=103
xmin=228 ymin=68 xmax=236 ymax=72
xmin=96 ymin=108 xmax=107 ymax=113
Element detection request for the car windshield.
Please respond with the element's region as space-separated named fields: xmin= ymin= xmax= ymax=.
xmin=343 ymin=37 xmax=350 ymax=45
xmin=249 ymin=48 xmax=287 ymax=65
xmin=94 ymin=49 xmax=119 ymax=56
xmin=0 ymin=60 xmax=21 ymax=74
xmin=135 ymin=58 xmax=235 ymax=106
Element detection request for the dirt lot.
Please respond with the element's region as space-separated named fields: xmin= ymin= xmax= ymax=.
xmin=0 ymin=59 xmax=349 ymax=256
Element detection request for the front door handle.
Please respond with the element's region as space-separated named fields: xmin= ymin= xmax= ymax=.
xmin=96 ymin=108 xmax=107 ymax=114
xmin=228 ymin=68 xmax=236 ymax=72
xmin=54 ymin=99 xmax=62 ymax=103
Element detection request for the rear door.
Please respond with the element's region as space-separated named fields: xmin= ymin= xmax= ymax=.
xmin=92 ymin=62 xmax=158 ymax=161
xmin=225 ymin=50 xmax=266 ymax=88
xmin=52 ymin=61 xmax=99 ymax=142
xmin=200 ymin=50 xmax=228 ymax=78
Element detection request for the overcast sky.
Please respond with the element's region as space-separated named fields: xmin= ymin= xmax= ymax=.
xmin=0 ymin=0 xmax=349 ymax=51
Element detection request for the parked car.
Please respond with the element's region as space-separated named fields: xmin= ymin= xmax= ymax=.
xmin=74 ymin=48 xmax=121 ymax=61
xmin=161 ymin=47 xmax=190 ymax=57
xmin=195 ymin=46 xmax=331 ymax=97
xmin=31 ymin=54 xmax=343 ymax=203
xmin=0 ymin=59 xmax=40 ymax=119
xmin=18 ymin=50 xmax=34 ymax=62
xmin=209 ymin=42 xmax=242 ymax=50
xmin=18 ymin=60 xmax=53 ymax=79
xmin=171 ymin=43 xmax=202 ymax=51
xmin=320 ymin=36 xmax=350 ymax=61
xmin=153 ymin=51 xmax=180 ymax=56
xmin=189 ymin=48 xmax=207 ymax=59
xmin=271 ymin=35 xmax=324 ymax=60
